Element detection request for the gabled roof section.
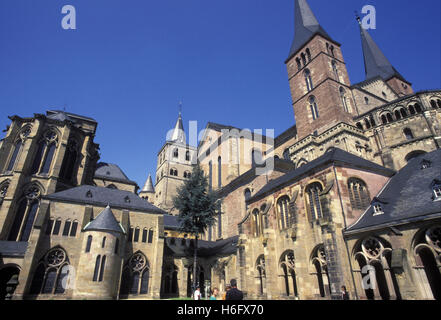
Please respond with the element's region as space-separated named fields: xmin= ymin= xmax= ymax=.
xmin=83 ymin=205 xmax=125 ymax=234
xmin=358 ymin=20 xmax=407 ymax=83
xmin=44 ymin=185 xmax=166 ymax=213
xmin=248 ymin=148 xmax=395 ymax=203
xmin=345 ymin=149 xmax=441 ymax=234
xmin=94 ymin=162 xmax=137 ymax=185
xmin=287 ymin=0 xmax=336 ymax=61
xmin=46 ymin=110 xmax=97 ymax=123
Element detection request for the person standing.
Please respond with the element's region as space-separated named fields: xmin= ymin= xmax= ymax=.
xmin=210 ymin=287 xmax=219 ymax=300
xmin=221 ymin=284 xmax=231 ymax=300
xmin=341 ymin=286 xmax=350 ymax=300
xmin=194 ymin=286 xmax=201 ymax=300
xmin=225 ymin=279 xmax=243 ymax=300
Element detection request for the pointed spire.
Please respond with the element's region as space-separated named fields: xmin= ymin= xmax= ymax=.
xmin=358 ymin=17 xmax=405 ymax=82
xmin=287 ymin=0 xmax=335 ymax=61
xmin=141 ymin=174 xmax=155 ymax=193
xmin=83 ymin=205 xmax=124 ymax=234
xmin=167 ymin=108 xmax=186 ymax=144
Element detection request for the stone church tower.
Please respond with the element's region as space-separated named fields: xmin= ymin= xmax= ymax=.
xmin=153 ymin=112 xmax=196 ymax=214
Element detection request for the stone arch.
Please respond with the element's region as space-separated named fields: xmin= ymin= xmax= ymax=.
xmin=120 ymin=251 xmax=150 ymax=297
xmin=405 ymin=150 xmax=427 ymax=163
xmin=310 ymin=244 xmax=330 ymax=298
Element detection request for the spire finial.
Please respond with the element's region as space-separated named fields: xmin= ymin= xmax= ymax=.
xmin=178 ymin=100 xmax=182 ymax=116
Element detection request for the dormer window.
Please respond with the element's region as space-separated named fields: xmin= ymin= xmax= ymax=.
xmin=124 ymin=196 xmax=131 ymax=203
xmin=86 ymin=190 xmax=93 ymax=198
xmin=421 ymin=159 xmax=431 ymax=169
xmin=433 ymin=185 xmax=441 ymax=200
xmin=373 ymin=203 xmax=383 ymax=215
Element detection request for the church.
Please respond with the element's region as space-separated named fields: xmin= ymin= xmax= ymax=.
xmin=0 ymin=0 xmax=440 ymax=300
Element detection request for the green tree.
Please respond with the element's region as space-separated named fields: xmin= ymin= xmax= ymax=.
xmin=172 ymin=163 xmax=220 ymax=296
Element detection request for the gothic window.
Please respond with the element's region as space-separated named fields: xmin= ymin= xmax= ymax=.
xmin=62 ymin=220 xmax=71 ymax=236
xmin=256 ymin=255 xmax=266 ymax=295
xmin=253 ymin=209 xmax=260 ymax=236
xmin=98 ymin=256 xmax=106 ymax=281
xmin=142 ymin=228 xmax=147 ymax=243
xmin=280 ymin=250 xmax=298 ymax=297
xmin=251 ymin=149 xmax=263 ymax=167
xmin=339 ymin=87 xmax=349 ymax=112
xmin=296 ymin=58 xmax=301 ymax=71
xmin=306 ymin=182 xmax=323 ymax=220
xmin=120 ymin=252 xmax=150 ymax=296
xmin=6 ymin=140 xmax=23 ymax=173
xmin=8 ymin=184 xmax=41 ymax=241
xmin=29 ymin=248 xmax=70 ymax=295
xmin=85 ymin=235 xmax=92 ymax=253
xmin=348 ymin=178 xmax=370 ymax=210
xmin=59 ymin=139 xmax=79 ymax=183
xmin=277 ymin=196 xmax=290 ymax=229
xmin=301 ymin=53 xmax=306 ymax=66
xmin=311 ymin=245 xmax=330 ymax=298
xmin=173 ymin=148 xmax=178 ymax=158
xmin=403 ymin=128 xmax=414 ymax=140
xmin=218 ymin=156 xmax=222 ymax=188
xmin=31 ymin=130 xmax=58 ymax=175
xmin=304 ymin=69 xmax=313 ymax=92
xmin=306 ymin=48 xmax=311 ymax=62
xmin=148 ymin=229 xmax=154 ymax=243
xmin=185 ymin=150 xmax=190 ymax=161
xmin=93 ymin=255 xmax=101 ymax=281
xmin=332 ymin=61 xmax=339 ymax=81
xmin=0 ymin=181 xmax=9 ymax=208
xmin=309 ymin=96 xmax=319 ymax=120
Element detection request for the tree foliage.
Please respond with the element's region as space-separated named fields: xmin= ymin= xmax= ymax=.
xmin=173 ymin=164 xmax=220 ymax=235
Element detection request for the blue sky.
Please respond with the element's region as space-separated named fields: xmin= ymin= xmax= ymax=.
xmin=0 ymin=0 xmax=440 ymax=189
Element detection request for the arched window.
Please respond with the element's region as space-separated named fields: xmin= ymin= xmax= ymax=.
xmin=148 ymin=229 xmax=154 ymax=243
xmin=403 ymin=128 xmax=414 ymax=140
xmin=283 ymin=149 xmax=290 ymax=161
xmin=93 ymin=255 xmax=101 ymax=281
xmin=173 ymin=148 xmax=178 ymax=158
xmin=369 ymin=116 xmax=376 ymax=127
xmin=256 ymin=255 xmax=266 ymax=296
xmin=62 ymin=220 xmax=71 ymax=236
xmin=309 ymin=96 xmax=319 ymax=120
xmin=312 ymin=245 xmax=330 ymax=298
xmin=0 ymin=181 xmax=10 ymax=208
xmin=280 ymin=251 xmax=298 ymax=297
xmin=102 ymin=237 xmax=106 ymax=248
xmin=251 ymin=149 xmax=262 ymax=167
xmin=394 ymin=110 xmax=402 ymax=120
xmin=6 ymin=140 xmax=23 ymax=173
xmin=347 ymin=178 xmax=370 ymax=210
xmin=31 ymin=130 xmax=58 ymax=175
xmin=340 ymin=87 xmax=349 ymax=112
xmin=330 ymin=46 xmax=335 ymax=57
xmin=306 ymin=182 xmax=323 ymax=220
xmin=29 ymin=248 xmax=70 ymax=296
xmin=244 ymin=188 xmax=251 ymax=210
xmin=134 ymin=227 xmax=140 ymax=242
xmin=85 ymin=235 xmax=92 ymax=253
xmin=8 ymin=185 xmax=41 ymax=241
xmin=304 ymin=69 xmax=313 ymax=92
xmin=405 ymin=150 xmax=426 ymax=162
xmin=120 ymin=253 xmax=150 ymax=297
xmin=115 ymin=238 xmax=120 ymax=254
xmin=430 ymin=100 xmax=437 ymax=109
xmin=306 ymin=48 xmax=311 ymax=62
xmin=59 ymin=139 xmax=78 ymax=183
xmin=296 ymin=58 xmax=301 ymax=71
xmin=364 ymin=118 xmax=371 ymax=129
xmin=400 ymin=108 xmax=407 ymax=118
xmin=301 ymin=53 xmax=306 ymax=66
xmin=409 ymin=104 xmax=416 ymax=115
xmin=253 ymin=209 xmax=260 ymax=236
xmin=356 ymin=122 xmax=363 ymax=130
xmin=185 ymin=150 xmax=190 ymax=161
xmin=364 ymin=97 xmax=369 ymax=105
xmin=218 ymin=156 xmax=222 ymax=189
xmin=414 ymin=103 xmax=422 ymax=113
xmin=332 ymin=61 xmax=339 ymax=81
xmin=277 ymin=196 xmax=290 ymax=229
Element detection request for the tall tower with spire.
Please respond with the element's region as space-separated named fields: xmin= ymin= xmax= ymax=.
xmin=286 ymin=0 xmax=357 ymax=140
xmin=357 ymin=17 xmax=413 ymax=97
xmin=153 ymin=111 xmax=196 ymax=214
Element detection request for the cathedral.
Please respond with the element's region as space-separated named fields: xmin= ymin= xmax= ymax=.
xmin=0 ymin=0 xmax=440 ymax=300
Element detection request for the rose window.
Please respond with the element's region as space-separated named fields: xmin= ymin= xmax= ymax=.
xmin=25 ymin=186 xmax=40 ymax=200
xmin=20 ymin=126 xmax=31 ymax=140
xmin=46 ymin=249 xmax=66 ymax=267
xmin=362 ymin=238 xmax=383 ymax=258
xmin=130 ymin=254 xmax=146 ymax=271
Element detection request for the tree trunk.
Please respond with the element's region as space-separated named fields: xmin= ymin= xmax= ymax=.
xmin=193 ymin=233 xmax=198 ymax=298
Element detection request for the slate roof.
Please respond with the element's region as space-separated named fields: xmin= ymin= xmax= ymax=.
xmin=345 ymin=149 xmax=441 ymax=234
xmin=287 ymin=0 xmax=337 ymax=61
xmin=84 ymin=205 xmax=125 ymax=234
xmin=164 ymin=235 xmax=239 ymax=258
xmin=167 ymin=112 xmax=186 ymax=144
xmin=0 ymin=241 xmax=28 ymax=257
xmin=94 ymin=162 xmax=137 ymax=185
xmin=141 ymin=174 xmax=155 ymax=193
xmin=248 ymin=148 xmax=395 ymax=203
xmin=46 ymin=110 xmax=97 ymax=123
xmin=44 ymin=185 xmax=166 ymax=213
xmin=358 ymin=21 xmax=406 ymax=82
